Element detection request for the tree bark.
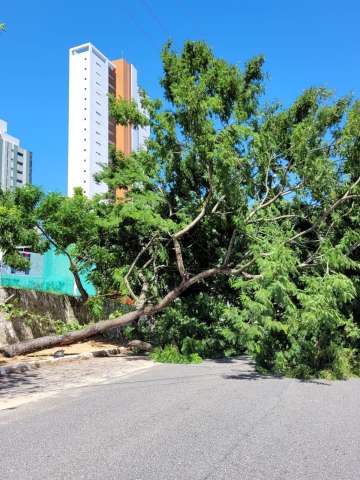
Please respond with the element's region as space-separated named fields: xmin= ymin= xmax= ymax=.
xmin=71 ymin=266 xmax=89 ymax=303
xmin=0 ymin=267 xmax=226 ymax=357
xmin=1 ymin=308 xmax=144 ymax=357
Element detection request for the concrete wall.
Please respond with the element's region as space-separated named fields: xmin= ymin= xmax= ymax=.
xmin=0 ymin=287 xmax=129 ymax=347
xmin=0 ymin=287 xmax=90 ymax=346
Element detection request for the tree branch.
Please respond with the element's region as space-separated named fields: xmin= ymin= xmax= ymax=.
xmin=211 ymin=195 xmax=225 ymax=214
xmin=287 ymin=176 xmax=360 ymax=244
xmin=248 ymin=214 xmax=299 ymax=224
xmin=124 ymin=236 xmax=156 ymax=302
xmin=36 ymin=223 xmax=88 ymax=301
xmin=173 ymin=237 xmax=186 ymax=279
xmin=173 ymin=189 xmax=212 ymax=240
xmin=223 ymin=229 xmax=237 ymax=266
xmin=246 ymin=180 xmax=300 ymax=223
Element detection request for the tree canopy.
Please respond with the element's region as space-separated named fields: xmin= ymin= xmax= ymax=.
xmin=1 ymin=41 xmax=359 ymax=377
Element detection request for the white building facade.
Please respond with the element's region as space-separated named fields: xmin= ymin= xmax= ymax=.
xmin=0 ymin=120 xmax=32 ymax=191
xmin=67 ymin=43 xmax=149 ymax=198
xmin=68 ymin=43 xmax=114 ymax=197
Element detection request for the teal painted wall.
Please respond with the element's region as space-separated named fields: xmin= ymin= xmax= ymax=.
xmin=0 ymin=247 xmax=96 ymax=297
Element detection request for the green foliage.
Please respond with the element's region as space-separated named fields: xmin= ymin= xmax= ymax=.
xmin=0 ymin=186 xmax=96 ymax=300
xmin=109 ymin=95 xmax=149 ymax=128
xmin=0 ymin=301 xmax=27 ymax=319
xmin=86 ymin=297 xmax=105 ymax=321
xmin=123 ymin=294 xmax=246 ymax=359
xmin=1 ymin=40 xmax=359 ymax=378
xmin=229 ymin=236 xmax=360 ymax=379
xmin=150 ymin=345 xmax=202 ymax=364
xmin=0 ymin=302 xmax=68 ymax=338
xmin=0 ymin=186 xmax=49 ymax=271
xmin=54 ymin=320 xmax=84 ymax=335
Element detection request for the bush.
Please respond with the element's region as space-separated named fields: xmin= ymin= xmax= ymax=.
xmin=55 ymin=320 xmax=84 ymax=335
xmin=124 ymin=293 xmax=246 ymax=359
xmin=230 ymin=239 xmax=360 ymax=380
xmin=150 ymin=345 xmax=202 ymax=364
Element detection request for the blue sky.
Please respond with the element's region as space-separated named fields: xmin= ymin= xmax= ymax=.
xmin=1 ymin=0 xmax=359 ymax=193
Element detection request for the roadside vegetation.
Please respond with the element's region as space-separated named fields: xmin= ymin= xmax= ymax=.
xmin=150 ymin=345 xmax=202 ymax=364
xmin=0 ymin=40 xmax=359 ymax=378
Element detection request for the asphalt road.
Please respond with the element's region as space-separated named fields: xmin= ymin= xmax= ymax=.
xmin=1 ymin=357 xmax=359 ymax=480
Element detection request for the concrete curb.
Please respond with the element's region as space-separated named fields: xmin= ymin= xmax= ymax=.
xmin=0 ymin=347 xmax=126 ymax=376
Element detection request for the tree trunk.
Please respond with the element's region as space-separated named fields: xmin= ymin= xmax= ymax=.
xmin=0 ymin=267 xmax=224 ymax=357
xmin=70 ymin=262 xmax=89 ymax=303
xmin=1 ymin=309 xmax=144 ymax=357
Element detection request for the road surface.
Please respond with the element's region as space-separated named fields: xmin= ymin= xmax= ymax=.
xmin=1 ymin=356 xmax=359 ymax=479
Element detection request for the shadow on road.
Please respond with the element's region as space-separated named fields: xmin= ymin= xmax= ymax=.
xmin=0 ymin=369 xmax=42 ymax=395
xmin=222 ymin=371 xmax=333 ymax=385
xmin=222 ymin=371 xmax=270 ymax=381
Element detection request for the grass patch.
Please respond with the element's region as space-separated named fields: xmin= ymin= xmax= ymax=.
xmin=150 ymin=345 xmax=202 ymax=364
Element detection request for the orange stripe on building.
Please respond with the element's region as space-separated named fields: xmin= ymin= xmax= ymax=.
xmin=112 ymin=59 xmax=132 ymax=155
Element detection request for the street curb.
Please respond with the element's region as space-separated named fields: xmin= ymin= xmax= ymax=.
xmin=0 ymin=347 xmax=126 ymax=376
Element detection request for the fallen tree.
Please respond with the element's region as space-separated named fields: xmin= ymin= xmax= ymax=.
xmin=1 ymin=41 xmax=359 ymax=374
xmin=0 ymin=267 xmax=227 ymax=356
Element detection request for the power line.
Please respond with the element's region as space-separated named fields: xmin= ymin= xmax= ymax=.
xmin=123 ymin=3 xmax=157 ymax=46
xmin=139 ymin=0 xmax=170 ymax=38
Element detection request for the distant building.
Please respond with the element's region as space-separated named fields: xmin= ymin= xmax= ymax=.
xmin=67 ymin=42 xmax=149 ymax=197
xmin=0 ymin=119 xmax=32 ymax=191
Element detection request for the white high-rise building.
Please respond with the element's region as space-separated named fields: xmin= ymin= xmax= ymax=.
xmin=0 ymin=119 xmax=32 ymax=191
xmin=67 ymin=42 xmax=149 ymax=198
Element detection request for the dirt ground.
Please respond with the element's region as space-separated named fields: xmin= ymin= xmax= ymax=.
xmin=0 ymin=337 xmax=128 ymax=366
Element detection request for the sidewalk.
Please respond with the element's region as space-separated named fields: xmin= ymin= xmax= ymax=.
xmin=0 ymin=354 xmax=155 ymax=411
